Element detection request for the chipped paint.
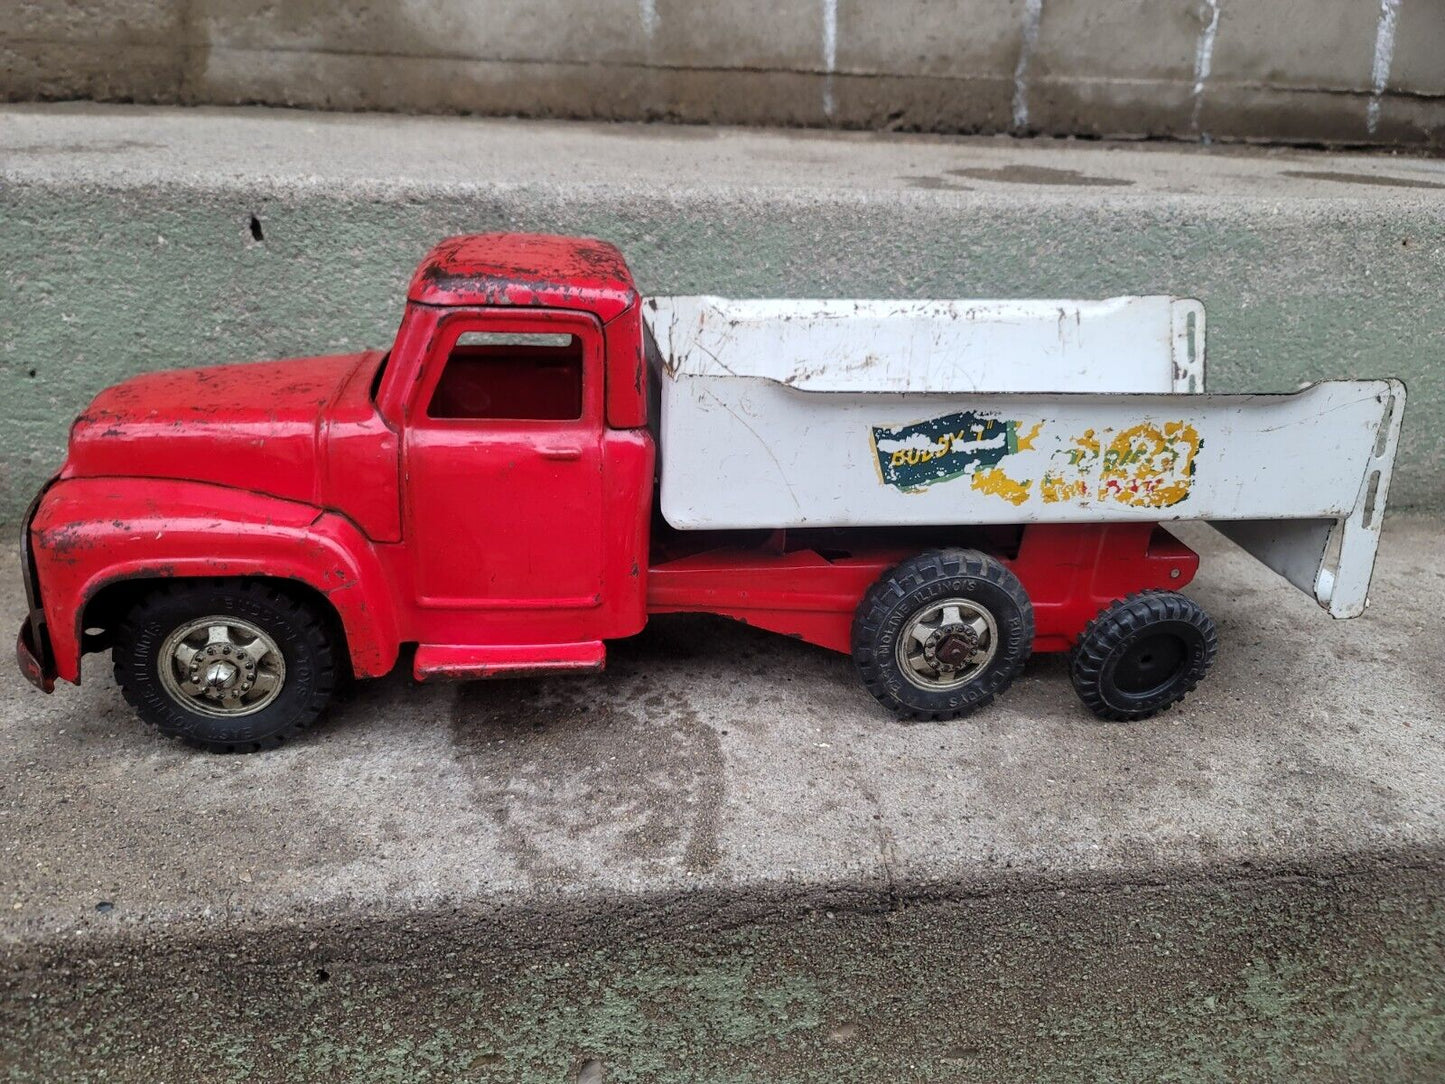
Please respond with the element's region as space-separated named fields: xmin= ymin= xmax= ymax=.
xmin=651 ymin=296 xmax=1203 ymax=395
xmin=409 ymin=234 xmax=639 ymax=322
xmin=970 ymin=466 xmax=1032 ymax=506
xmin=1040 ymin=422 xmax=1201 ymax=508
xmin=871 ymin=411 xmax=1036 ymax=493
xmin=873 ymin=413 xmax=1200 ymax=509
xmin=1014 ymin=421 xmax=1043 ymax=451
xmin=1039 ymin=429 xmax=1100 ymax=504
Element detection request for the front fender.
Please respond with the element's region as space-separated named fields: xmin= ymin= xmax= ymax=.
xmin=30 ymin=477 xmax=401 ymax=683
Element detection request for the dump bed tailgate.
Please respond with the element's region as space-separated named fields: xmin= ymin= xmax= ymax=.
xmin=649 ymin=295 xmax=1205 ymax=394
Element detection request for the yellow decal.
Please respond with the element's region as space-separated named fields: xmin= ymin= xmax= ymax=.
xmin=1100 ymin=421 xmax=1201 ymax=507
xmin=1014 ymin=422 xmax=1043 ymax=451
xmin=1039 ymin=429 xmax=1099 ymax=503
xmin=1041 ymin=422 xmax=1200 ymax=508
xmin=970 ymin=467 xmax=1032 ymax=506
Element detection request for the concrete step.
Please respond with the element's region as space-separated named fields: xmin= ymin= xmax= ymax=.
xmin=1 ymin=516 xmax=1442 ymax=1079
xmin=0 ymin=104 xmax=1442 ymax=523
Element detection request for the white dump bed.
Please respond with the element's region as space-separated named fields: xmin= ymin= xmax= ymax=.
xmin=648 ymin=297 xmax=1405 ymax=619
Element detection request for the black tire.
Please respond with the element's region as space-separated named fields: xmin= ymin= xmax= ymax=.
xmin=1070 ymin=591 xmax=1216 ymax=722
xmin=852 ymin=549 xmax=1034 ymax=721
xmin=112 ymin=580 xmax=338 ymax=753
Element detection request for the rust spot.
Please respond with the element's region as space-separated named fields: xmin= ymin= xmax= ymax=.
xmin=410 ymin=234 xmax=638 ymax=320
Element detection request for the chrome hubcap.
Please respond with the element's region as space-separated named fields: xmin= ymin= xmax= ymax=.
xmin=158 ymin=616 xmax=285 ymax=717
xmin=896 ymin=598 xmax=998 ymax=690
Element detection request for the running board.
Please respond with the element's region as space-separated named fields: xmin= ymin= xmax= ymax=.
xmin=412 ymin=641 xmax=605 ymax=681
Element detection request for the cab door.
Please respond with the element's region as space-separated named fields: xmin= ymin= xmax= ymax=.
xmin=403 ymin=309 xmax=605 ymax=615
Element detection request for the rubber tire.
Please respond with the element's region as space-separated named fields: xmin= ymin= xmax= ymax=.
xmin=1070 ymin=590 xmax=1217 ymax=722
xmin=113 ymin=580 xmax=337 ymax=753
xmin=852 ymin=549 xmax=1034 ymax=721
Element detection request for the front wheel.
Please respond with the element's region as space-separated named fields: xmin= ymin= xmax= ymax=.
xmin=113 ymin=581 xmax=338 ymax=752
xmin=1070 ymin=591 xmax=1216 ymax=721
xmin=852 ymin=549 xmax=1034 ymax=721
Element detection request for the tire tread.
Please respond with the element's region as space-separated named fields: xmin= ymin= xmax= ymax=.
xmin=1070 ymin=590 xmax=1217 ymax=722
xmin=112 ymin=579 xmax=336 ymax=753
xmin=852 ymin=549 xmax=1034 ymax=722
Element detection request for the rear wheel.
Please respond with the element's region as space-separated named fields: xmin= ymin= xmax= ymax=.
xmin=1070 ymin=591 xmax=1216 ymax=721
xmin=113 ymin=581 xmax=337 ymax=752
xmin=852 ymin=549 xmax=1034 ymax=721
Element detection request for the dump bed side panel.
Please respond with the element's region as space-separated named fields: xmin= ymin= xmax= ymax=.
xmin=658 ymin=378 xmax=1402 ymax=616
xmin=647 ymin=296 xmax=1205 ymax=394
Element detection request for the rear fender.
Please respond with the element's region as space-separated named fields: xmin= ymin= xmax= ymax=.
xmin=31 ymin=478 xmax=400 ymax=683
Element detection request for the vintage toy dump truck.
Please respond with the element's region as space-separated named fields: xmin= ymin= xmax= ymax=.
xmin=18 ymin=234 xmax=1404 ymax=752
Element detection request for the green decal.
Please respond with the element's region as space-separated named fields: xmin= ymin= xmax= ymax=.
xmin=871 ymin=411 xmax=1025 ymax=492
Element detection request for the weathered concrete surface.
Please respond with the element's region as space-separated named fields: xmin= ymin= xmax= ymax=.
xmin=1 ymin=104 xmax=1443 ymax=521
xmin=2 ymin=0 xmax=1442 ymax=147
xmin=3 ymin=866 xmax=1441 ymax=1082
xmin=2 ymin=516 xmax=1443 ymax=1079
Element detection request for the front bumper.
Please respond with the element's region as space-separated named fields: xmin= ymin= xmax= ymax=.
xmin=18 ymin=615 xmax=54 ymax=692
xmin=17 ymin=482 xmax=56 ymax=693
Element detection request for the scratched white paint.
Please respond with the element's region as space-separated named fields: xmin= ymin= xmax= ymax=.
xmin=1368 ymin=0 xmax=1401 ymax=134
xmin=647 ymin=296 xmax=1204 ymax=394
xmin=639 ymin=0 xmax=658 ymax=38
xmin=1012 ymin=0 xmax=1044 ymax=130
xmin=821 ymin=0 xmax=838 ymax=118
xmin=1191 ymin=0 xmax=1221 ymax=133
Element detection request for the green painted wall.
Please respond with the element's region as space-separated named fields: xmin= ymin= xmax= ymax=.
xmin=2 ymin=182 xmax=1440 ymax=519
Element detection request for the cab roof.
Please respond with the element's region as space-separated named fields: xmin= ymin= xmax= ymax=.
xmin=407 ymin=233 xmax=638 ymax=323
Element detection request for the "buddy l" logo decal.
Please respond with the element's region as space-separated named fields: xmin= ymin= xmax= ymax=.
xmin=870 ymin=411 xmax=1038 ymax=492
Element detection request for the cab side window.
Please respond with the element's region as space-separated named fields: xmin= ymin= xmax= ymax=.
xmin=427 ymin=332 xmax=583 ymax=421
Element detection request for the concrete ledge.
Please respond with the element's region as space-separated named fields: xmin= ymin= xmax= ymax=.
xmin=2 ymin=517 xmax=1442 ymax=1077
xmin=1 ymin=105 xmax=1443 ymax=520
xmin=4 ymin=860 xmax=1441 ymax=1081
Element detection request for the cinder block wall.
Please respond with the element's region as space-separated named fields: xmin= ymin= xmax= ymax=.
xmin=3 ymin=0 xmax=1442 ymax=147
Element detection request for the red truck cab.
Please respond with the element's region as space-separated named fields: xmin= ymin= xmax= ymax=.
xmin=19 ymin=233 xmax=1208 ymax=752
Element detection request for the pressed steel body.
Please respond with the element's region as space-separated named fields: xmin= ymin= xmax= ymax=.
xmin=19 ymin=233 xmax=1200 ymax=693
